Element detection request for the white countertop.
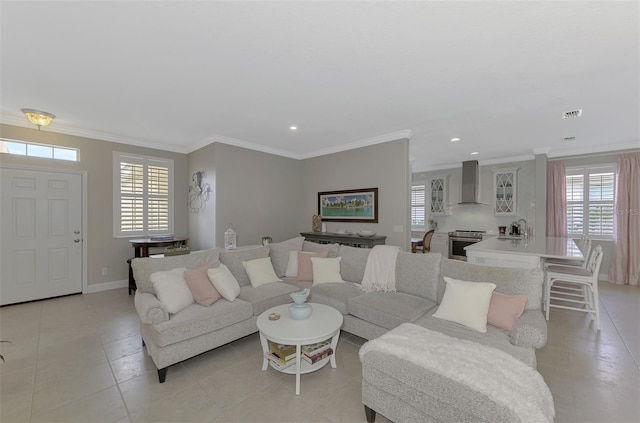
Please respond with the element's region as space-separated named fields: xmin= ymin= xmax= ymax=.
xmin=465 ymin=236 xmax=583 ymax=260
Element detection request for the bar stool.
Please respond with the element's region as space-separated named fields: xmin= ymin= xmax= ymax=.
xmin=544 ymin=245 xmax=603 ymax=331
xmin=544 ymin=237 xmax=591 ymax=269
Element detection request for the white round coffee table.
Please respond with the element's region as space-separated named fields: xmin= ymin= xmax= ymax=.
xmin=257 ymin=302 xmax=343 ymax=395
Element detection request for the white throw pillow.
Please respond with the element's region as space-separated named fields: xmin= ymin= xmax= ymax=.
xmin=150 ymin=267 xmax=194 ymax=314
xmin=432 ymin=277 xmax=496 ymax=333
xmin=284 ymin=250 xmax=299 ymax=277
xmin=207 ymin=264 xmax=241 ymax=301
xmin=311 ymin=257 xmax=345 ymax=285
xmin=242 ymin=257 xmax=282 ymax=287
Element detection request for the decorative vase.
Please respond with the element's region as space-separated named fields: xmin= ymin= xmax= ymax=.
xmin=312 ymin=215 xmax=322 ymax=232
xmin=289 ymin=303 xmax=312 ymax=320
xmin=289 ymin=288 xmax=312 ymax=320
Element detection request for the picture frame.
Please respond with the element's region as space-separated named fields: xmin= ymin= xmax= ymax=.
xmin=318 ymin=188 xmax=378 ymax=222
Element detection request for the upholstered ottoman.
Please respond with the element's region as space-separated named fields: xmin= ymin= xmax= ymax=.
xmin=359 ymin=323 xmax=554 ymax=423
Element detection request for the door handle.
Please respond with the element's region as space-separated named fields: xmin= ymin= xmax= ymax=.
xmin=74 ymin=239 xmax=80 ymax=243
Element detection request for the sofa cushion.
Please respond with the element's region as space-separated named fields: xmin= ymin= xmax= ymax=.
xmin=207 ymin=264 xmax=241 ymax=301
xmin=432 ymin=277 xmax=496 ymax=333
xmin=268 ymin=237 xmax=304 ymax=277
xmin=441 ymin=258 xmax=544 ymax=310
xmin=337 ymin=245 xmax=370 ymax=283
xmin=414 ymin=311 xmax=536 ymax=368
xmin=150 ymin=298 xmax=254 ymax=347
xmin=312 ymin=257 xmax=344 ymax=284
xmin=488 ymin=292 xmax=527 ymax=334
xmin=395 ymin=252 xmax=441 ymax=301
xmin=297 ymin=251 xmax=329 ymax=281
xmin=310 ymin=282 xmax=364 ymax=314
xmin=151 ymin=267 xmax=193 ymax=314
xmin=238 ymin=282 xmax=298 ymax=315
xmin=281 ymin=277 xmax=313 ymax=291
xmin=132 ymin=248 xmax=220 ymax=294
xmin=242 ymin=257 xmax=282 ymax=287
xmin=348 ymin=292 xmax=436 ymax=330
xmin=219 ymin=246 xmax=270 ymax=286
xmin=185 ymin=263 xmax=221 ymax=307
xmin=302 ymin=240 xmax=339 ymax=257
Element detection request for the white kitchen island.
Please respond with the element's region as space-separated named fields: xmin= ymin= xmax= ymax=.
xmin=465 ymin=236 xmax=583 ymax=269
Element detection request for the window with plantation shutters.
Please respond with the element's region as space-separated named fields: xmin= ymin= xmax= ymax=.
xmin=411 ymin=184 xmax=426 ymax=227
xmin=566 ymin=165 xmax=615 ymax=239
xmin=114 ymin=152 xmax=173 ymax=237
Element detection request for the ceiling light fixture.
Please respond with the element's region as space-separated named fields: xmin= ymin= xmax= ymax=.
xmin=470 ymin=151 xmax=479 ymax=155
xmin=289 ymin=126 xmax=297 ymax=131
xmin=450 ymin=137 xmax=461 ymax=142
xmin=21 ymin=108 xmax=56 ymax=130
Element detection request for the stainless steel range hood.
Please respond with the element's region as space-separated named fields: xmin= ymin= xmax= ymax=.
xmin=459 ymin=160 xmax=482 ymax=204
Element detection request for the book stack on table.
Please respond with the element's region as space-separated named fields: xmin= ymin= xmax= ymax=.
xmin=266 ymin=341 xmax=297 ymax=370
xmin=301 ymin=340 xmax=333 ymax=364
xmin=265 ymin=340 xmax=335 ymax=370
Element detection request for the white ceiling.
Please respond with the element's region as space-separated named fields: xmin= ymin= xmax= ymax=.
xmin=1 ymin=1 xmax=638 ymax=170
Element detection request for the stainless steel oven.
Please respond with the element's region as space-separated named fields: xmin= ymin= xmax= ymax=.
xmin=448 ymin=230 xmax=485 ymax=261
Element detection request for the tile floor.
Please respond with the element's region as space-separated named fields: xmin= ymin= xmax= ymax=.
xmin=1 ymin=282 xmax=638 ymax=423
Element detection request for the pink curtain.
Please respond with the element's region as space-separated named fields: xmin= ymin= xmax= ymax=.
xmin=609 ymin=153 xmax=640 ymax=286
xmin=546 ymin=160 xmax=567 ymax=237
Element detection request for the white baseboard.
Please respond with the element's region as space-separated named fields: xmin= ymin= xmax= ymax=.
xmin=85 ymin=279 xmax=128 ymax=293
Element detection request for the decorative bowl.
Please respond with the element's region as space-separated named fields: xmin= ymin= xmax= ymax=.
xmin=358 ymin=230 xmax=376 ymax=237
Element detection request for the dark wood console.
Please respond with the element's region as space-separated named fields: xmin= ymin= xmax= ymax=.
xmin=300 ymin=232 xmax=386 ymax=249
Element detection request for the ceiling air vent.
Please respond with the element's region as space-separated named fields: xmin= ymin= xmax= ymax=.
xmin=562 ymin=109 xmax=583 ymax=119
xmin=562 ymin=136 xmax=576 ymax=142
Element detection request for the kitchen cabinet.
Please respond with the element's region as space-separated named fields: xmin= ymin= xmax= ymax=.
xmin=428 ymin=176 xmax=448 ymax=215
xmin=430 ymin=232 xmax=449 ymax=257
xmin=493 ymin=167 xmax=518 ymax=216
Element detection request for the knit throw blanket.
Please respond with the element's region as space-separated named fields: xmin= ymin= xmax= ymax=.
xmin=359 ymin=323 xmax=555 ymax=423
xmin=360 ymin=245 xmax=401 ymax=293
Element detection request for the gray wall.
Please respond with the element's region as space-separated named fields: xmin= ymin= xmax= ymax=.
xmin=187 ymin=142 xmax=303 ymax=249
xmin=300 ymin=139 xmax=411 ymax=250
xmin=0 ymin=124 xmax=189 ymax=287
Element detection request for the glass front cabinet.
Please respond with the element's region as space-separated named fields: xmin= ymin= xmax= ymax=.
xmin=493 ymin=167 xmax=518 ymax=215
xmin=429 ymin=176 xmax=448 ymax=215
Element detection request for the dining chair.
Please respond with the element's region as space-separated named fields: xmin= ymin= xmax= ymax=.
xmin=415 ymin=229 xmax=435 ymax=253
xmin=544 ymin=244 xmax=603 ymax=331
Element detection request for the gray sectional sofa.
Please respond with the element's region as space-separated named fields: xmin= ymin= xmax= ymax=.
xmin=132 ymin=237 xmax=548 ymax=420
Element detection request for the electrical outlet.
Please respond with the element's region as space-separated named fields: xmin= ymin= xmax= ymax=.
xmin=101 ymin=267 xmax=108 ymax=276
xmin=394 ymin=225 xmax=404 ymax=233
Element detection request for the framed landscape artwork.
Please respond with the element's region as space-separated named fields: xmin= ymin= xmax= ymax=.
xmin=318 ymin=188 xmax=378 ymax=223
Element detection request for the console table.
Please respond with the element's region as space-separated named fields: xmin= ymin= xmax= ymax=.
xmin=300 ymin=232 xmax=386 ymax=249
xmin=127 ymin=237 xmax=188 ymax=294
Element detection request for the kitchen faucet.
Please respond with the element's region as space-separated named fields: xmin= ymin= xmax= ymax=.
xmin=517 ymin=219 xmax=527 ymax=235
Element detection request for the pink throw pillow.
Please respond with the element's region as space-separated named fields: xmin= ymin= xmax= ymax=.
xmin=487 ymin=292 xmax=527 ymax=334
xmin=185 ymin=263 xmax=222 ymax=306
xmin=297 ymin=251 xmax=329 ymax=281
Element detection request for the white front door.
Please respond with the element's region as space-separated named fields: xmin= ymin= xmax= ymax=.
xmin=1 ymin=167 xmax=83 ymax=305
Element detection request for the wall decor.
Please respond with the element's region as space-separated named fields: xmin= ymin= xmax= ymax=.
xmin=318 ymin=188 xmax=378 ymax=223
xmin=189 ymin=170 xmax=211 ymax=213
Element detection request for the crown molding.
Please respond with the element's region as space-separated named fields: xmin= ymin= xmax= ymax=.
xmin=193 ymin=134 xmax=302 ymax=159
xmin=297 ymin=130 xmax=414 ymax=160
xmin=547 ymin=141 xmax=640 ymax=158
xmin=188 ymin=129 xmax=414 ymax=160
xmin=0 ymin=114 xmax=188 ymax=154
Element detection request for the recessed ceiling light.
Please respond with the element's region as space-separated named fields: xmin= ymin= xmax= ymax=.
xmin=450 ymin=137 xmax=461 ymax=142
xmin=470 ymin=151 xmax=479 ymax=155
xmin=289 ymin=126 xmax=297 ymax=131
